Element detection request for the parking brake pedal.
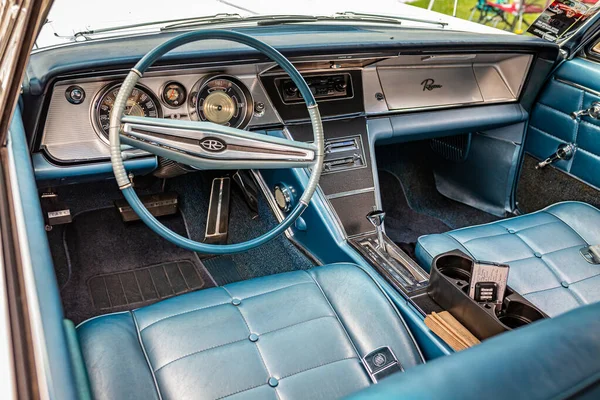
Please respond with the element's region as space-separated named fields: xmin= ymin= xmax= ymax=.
xmin=40 ymin=191 xmax=72 ymax=229
xmin=204 ymin=177 xmax=231 ymax=244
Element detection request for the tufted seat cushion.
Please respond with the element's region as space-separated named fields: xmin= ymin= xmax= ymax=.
xmin=416 ymin=202 xmax=600 ymax=317
xmin=78 ymin=263 xmax=423 ymax=400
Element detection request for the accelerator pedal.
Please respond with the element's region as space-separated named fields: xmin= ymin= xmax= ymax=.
xmin=204 ymin=177 xmax=231 ymax=244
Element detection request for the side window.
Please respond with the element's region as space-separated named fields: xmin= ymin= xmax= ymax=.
xmin=591 ymin=40 xmax=600 ymax=59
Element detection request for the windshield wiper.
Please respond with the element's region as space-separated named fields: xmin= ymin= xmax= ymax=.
xmin=163 ymin=12 xmax=446 ymax=30
xmin=162 ymin=14 xmax=320 ymax=30
xmin=255 ymin=14 xmax=403 ymax=27
xmin=333 ymin=11 xmax=447 ymax=28
xmin=162 ymin=13 xmax=402 ymax=30
xmin=72 ymin=13 xmax=243 ymax=40
xmin=72 ymin=10 xmax=447 ymax=40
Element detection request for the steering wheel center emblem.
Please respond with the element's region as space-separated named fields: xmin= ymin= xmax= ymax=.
xmin=200 ymin=137 xmax=226 ymax=152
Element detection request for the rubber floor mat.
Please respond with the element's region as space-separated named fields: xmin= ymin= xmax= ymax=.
xmin=88 ymin=260 xmax=205 ymax=312
xmin=59 ymin=207 xmax=215 ymax=324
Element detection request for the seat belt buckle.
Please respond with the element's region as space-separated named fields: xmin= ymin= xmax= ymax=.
xmin=362 ymin=346 xmax=403 ymax=383
xmin=580 ymin=245 xmax=600 ymax=264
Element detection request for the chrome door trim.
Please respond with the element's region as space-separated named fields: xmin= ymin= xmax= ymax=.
xmin=555 ymin=77 xmax=600 ymax=97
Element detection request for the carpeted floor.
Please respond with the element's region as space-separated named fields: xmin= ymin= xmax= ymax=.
xmin=378 ymin=169 xmax=449 ymax=245
xmin=48 ymin=171 xmax=314 ymax=324
xmin=57 ymin=208 xmax=215 ymax=324
xmin=166 ymin=172 xmax=315 ymax=282
xmin=516 ymin=154 xmax=600 ymax=214
xmin=376 ymin=141 xmax=498 ymax=234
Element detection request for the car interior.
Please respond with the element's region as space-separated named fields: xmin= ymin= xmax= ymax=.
xmin=7 ymin=6 xmax=600 ymax=399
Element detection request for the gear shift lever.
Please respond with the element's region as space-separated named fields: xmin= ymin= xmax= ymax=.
xmin=366 ymin=208 xmax=386 ymax=251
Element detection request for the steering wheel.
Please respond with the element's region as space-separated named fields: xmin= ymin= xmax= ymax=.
xmin=110 ymin=30 xmax=324 ymax=255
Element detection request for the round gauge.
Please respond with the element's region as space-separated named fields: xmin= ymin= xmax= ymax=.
xmin=161 ymin=81 xmax=187 ymax=108
xmin=193 ymin=75 xmax=253 ymax=129
xmin=94 ymin=83 xmax=162 ymax=139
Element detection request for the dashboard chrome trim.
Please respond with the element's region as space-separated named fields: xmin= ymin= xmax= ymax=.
xmin=41 ymin=65 xmax=284 ymax=163
xmin=40 ymin=52 xmax=534 ymax=164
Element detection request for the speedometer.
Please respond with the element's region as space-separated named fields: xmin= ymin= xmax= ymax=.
xmin=94 ymin=83 xmax=162 ymax=140
xmin=191 ymin=75 xmax=253 ymax=129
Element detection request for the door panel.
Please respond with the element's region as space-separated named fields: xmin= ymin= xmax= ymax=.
xmin=518 ymin=57 xmax=600 ymax=213
xmin=525 ymin=57 xmax=600 ymax=189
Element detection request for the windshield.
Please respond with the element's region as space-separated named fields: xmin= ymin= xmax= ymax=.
xmin=36 ymin=0 xmax=506 ymax=49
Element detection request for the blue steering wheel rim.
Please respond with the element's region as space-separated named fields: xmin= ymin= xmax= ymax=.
xmin=118 ymin=29 xmax=319 ymax=255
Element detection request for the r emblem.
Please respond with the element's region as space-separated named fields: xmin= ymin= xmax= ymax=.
xmin=421 ymin=78 xmax=443 ymax=91
xmin=200 ymin=138 xmax=226 ymax=152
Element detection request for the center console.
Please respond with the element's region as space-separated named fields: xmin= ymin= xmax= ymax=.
xmin=285 ymin=118 xmax=377 ymax=236
xmin=352 ymin=220 xmax=548 ymax=341
xmin=350 ymin=210 xmax=428 ymax=294
xmin=427 ymin=251 xmax=547 ymax=340
xmin=261 ymin=65 xmax=546 ymax=344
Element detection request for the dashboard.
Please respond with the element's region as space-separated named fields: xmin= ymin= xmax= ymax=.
xmin=24 ymin=25 xmax=559 ymax=238
xmin=39 ymin=52 xmax=535 ymax=164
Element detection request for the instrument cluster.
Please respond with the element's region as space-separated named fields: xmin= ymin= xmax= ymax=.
xmin=91 ymin=74 xmax=254 ymax=141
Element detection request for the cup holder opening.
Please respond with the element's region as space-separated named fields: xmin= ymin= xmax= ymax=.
xmin=499 ymin=300 xmax=545 ymax=329
xmin=436 ymin=255 xmax=472 ymax=282
xmin=499 ymin=315 xmax=530 ymax=329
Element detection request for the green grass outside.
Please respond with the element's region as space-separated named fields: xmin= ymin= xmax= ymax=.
xmin=408 ymin=0 xmax=546 ymax=33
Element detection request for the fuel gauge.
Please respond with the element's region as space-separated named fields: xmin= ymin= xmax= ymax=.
xmin=161 ymin=81 xmax=187 ymax=108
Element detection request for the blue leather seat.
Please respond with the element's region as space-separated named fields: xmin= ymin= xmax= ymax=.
xmin=78 ymin=263 xmax=424 ymax=400
xmin=416 ymin=202 xmax=600 ymax=317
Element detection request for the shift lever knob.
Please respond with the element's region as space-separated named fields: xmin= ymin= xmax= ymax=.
xmin=366 ymin=209 xmax=386 ymax=251
xmin=366 ymin=209 xmax=385 ymax=227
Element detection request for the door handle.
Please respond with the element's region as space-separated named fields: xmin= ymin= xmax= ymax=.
xmin=571 ymin=101 xmax=600 ymax=120
xmin=536 ymin=143 xmax=576 ymax=169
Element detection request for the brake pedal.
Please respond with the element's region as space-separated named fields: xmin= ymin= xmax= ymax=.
xmin=115 ymin=192 xmax=178 ymax=222
xmin=204 ymin=177 xmax=231 ymax=244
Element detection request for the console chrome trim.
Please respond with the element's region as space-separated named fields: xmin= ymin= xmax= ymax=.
xmin=321 ymin=134 xmax=368 ymax=176
xmin=326 ymin=187 xmax=375 ymax=199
